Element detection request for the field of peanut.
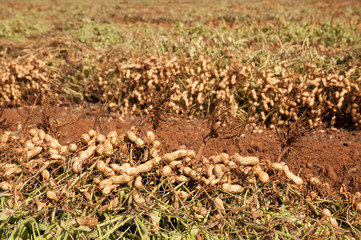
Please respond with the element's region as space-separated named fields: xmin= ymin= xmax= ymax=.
xmin=1 ymin=0 xmax=361 ymax=239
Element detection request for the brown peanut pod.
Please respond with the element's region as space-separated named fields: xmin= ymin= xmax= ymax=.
xmin=222 ymin=183 xmax=244 ymax=193
xmin=96 ymin=134 xmax=106 ymax=143
xmin=72 ymin=159 xmax=82 ymax=173
xmin=50 ymin=154 xmax=65 ymax=160
xmin=29 ymin=128 xmax=38 ymax=137
xmin=176 ymin=191 xmax=190 ymax=199
xmin=0 ymin=181 xmax=11 ymax=191
xmin=78 ymin=146 xmax=97 ymax=162
xmin=134 ymin=176 xmax=143 ymax=189
xmin=68 ymin=143 xmax=78 ymax=153
xmin=76 ymin=217 xmax=98 ymax=228
xmin=107 ymin=131 xmax=118 ymax=139
xmin=175 ymin=175 xmax=190 ymax=182
xmin=26 ymin=146 xmax=43 ymax=161
xmin=271 ymin=162 xmax=285 ymax=171
xmin=214 ymin=197 xmax=225 ymax=210
xmin=233 ymin=154 xmax=259 ymax=166
xmin=162 ymin=166 xmax=172 ymax=176
xmin=81 ymin=133 xmax=91 ymax=144
xmin=4 ymin=164 xmax=23 ymax=177
xmin=47 ymin=191 xmax=58 ymax=201
xmin=214 ymin=164 xmax=224 ymax=179
xmin=136 ymin=161 xmax=153 ymax=173
xmin=88 ymin=129 xmax=97 ymax=138
xmin=162 ymin=149 xmax=195 ymax=163
xmin=284 ymin=165 xmax=303 ymax=185
xmin=42 ymin=170 xmax=50 ymax=181
xmin=48 ymin=148 xmax=59 ymax=155
xmin=96 ymin=160 xmax=107 ymax=172
xmin=146 ymin=131 xmax=155 ymax=143
xmin=110 ymin=175 xmax=135 ymax=184
xmin=24 ymin=140 xmax=35 ymax=150
xmin=99 ymin=178 xmax=113 ymax=189
xmin=102 ymin=185 xmax=117 ymax=195
xmin=110 ymin=137 xmax=120 ymax=148
xmin=253 ymin=165 xmax=270 ymax=183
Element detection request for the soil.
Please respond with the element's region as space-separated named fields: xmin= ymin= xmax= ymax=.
xmin=1 ymin=105 xmax=361 ymax=195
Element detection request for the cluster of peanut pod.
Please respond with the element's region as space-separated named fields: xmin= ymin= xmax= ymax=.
xmin=1 ymin=127 xmax=361 ymax=217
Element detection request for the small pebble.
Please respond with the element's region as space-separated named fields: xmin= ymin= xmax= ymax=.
xmin=307 ymin=162 xmax=313 ymax=169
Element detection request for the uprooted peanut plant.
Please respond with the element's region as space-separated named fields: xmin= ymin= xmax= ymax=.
xmin=1 ymin=54 xmax=361 ymax=129
xmin=0 ymin=127 xmax=361 ymax=238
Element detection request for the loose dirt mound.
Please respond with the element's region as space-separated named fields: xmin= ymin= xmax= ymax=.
xmin=2 ymin=106 xmax=360 ymax=194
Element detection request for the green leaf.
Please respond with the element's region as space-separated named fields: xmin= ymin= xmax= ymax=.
xmin=168 ymin=231 xmax=183 ymax=240
xmin=0 ymin=210 xmax=15 ymax=221
xmin=190 ymin=226 xmax=199 ymax=236
xmin=74 ymin=226 xmax=92 ymax=232
xmin=149 ymin=211 xmax=161 ymax=226
xmin=39 ymin=222 xmax=50 ymax=231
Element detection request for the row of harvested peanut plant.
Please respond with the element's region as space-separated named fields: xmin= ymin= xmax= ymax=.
xmin=1 ymin=127 xmax=361 ymax=237
xmin=1 ymin=54 xmax=361 ymax=128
